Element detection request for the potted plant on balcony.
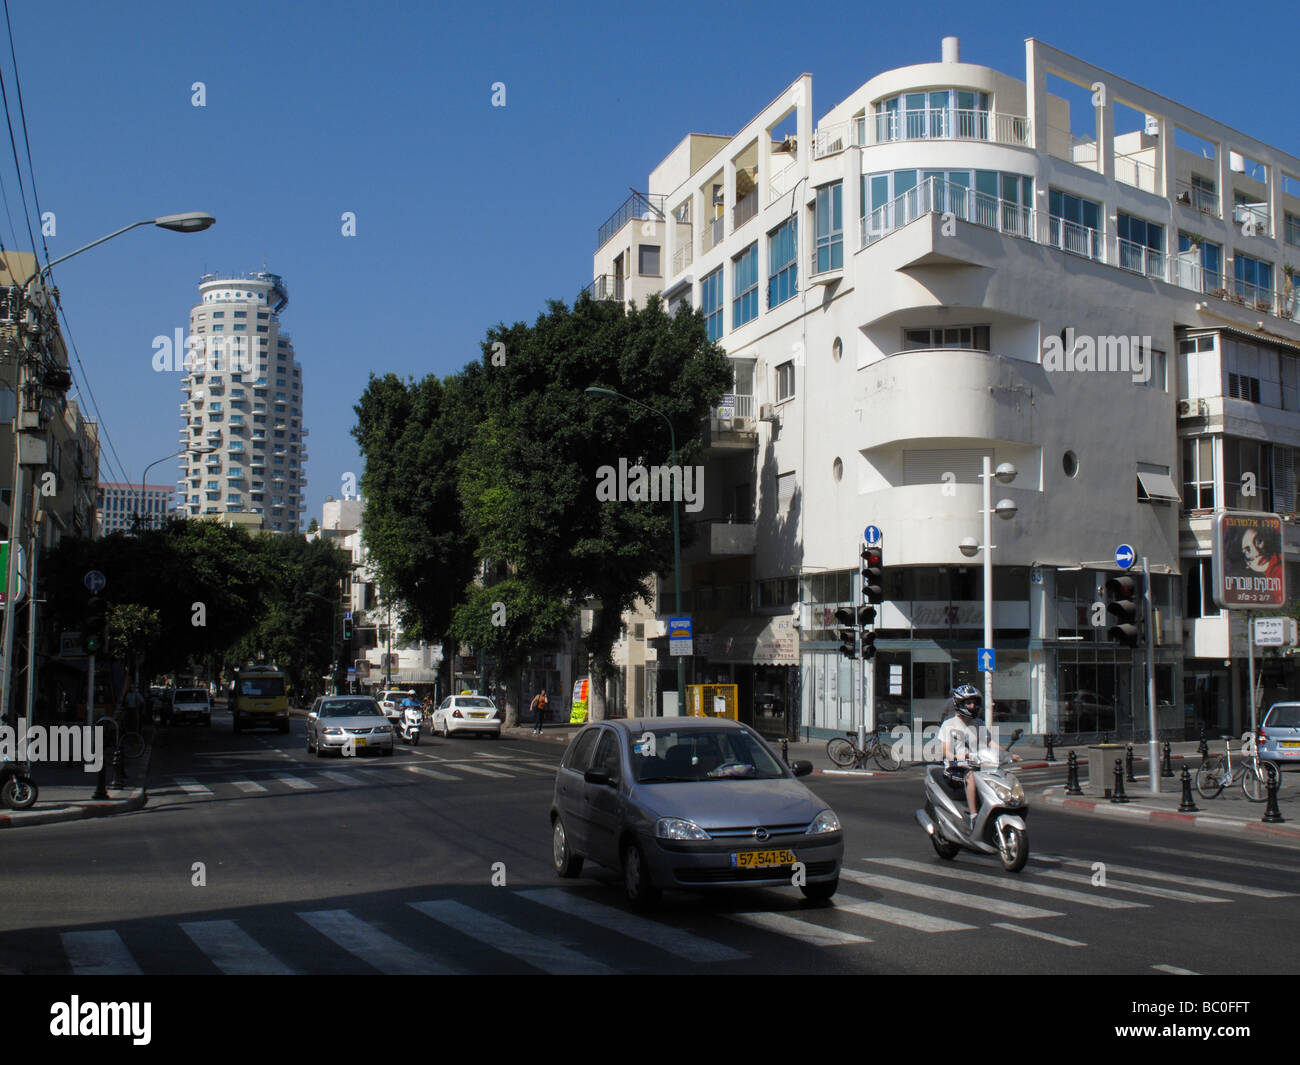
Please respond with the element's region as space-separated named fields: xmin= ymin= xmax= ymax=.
xmin=1286 ymin=264 xmax=1298 ymax=318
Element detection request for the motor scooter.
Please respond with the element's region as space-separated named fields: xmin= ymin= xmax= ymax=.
xmin=0 ymin=757 xmax=38 ymax=810
xmin=396 ymin=704 xmax=422 ymax=746
xmin=915 ymin=728 xmax=1027 ymax=872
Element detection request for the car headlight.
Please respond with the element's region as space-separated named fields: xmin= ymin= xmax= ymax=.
xmin=374 ymin=725 xmax=392 ymax=734
xmin=989 ymin=778 xmax=1024 ymax=804
xmin=807 ymin=809 xmax=841 ymax=834
xmin=322 ymin=727 xmax=343 ymax=735
xmin=654 ymin=817 xmax=712 ymax=840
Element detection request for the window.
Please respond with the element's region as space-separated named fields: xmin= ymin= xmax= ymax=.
xmin=212 ymin=312 xmax=224 ymax=318
xmin=1179 ymin=233 xmax=1223 ymax=291
xmin=1116 ymin=212 xmax=1164 ymax=275
xmin=1182 ymin=437 xmax=1215 ymax=509
xmin=768 ymin=217 xmax=797 ymax=307
xmin=902 ymin=326 xmax=990 ymax=351
xmin=874 ymin=89 xmax=989 ymax=141
xmin=638 ymin=244 xmax=660 ymax=277
xmin=1185 ymin=557 xmax=1222 ymax=618
xmin=775 ymin=360 xmax=796 ymax=401
xmin=758 ymin=576 xmax=798 ymax=608
xmin=701 ymin=266 xmax=724 ymax=341
xmin=1234 ymin=253 xmax=1274 ymax=306
xmin=1048 ymin=189 xmax=1101 ymax=259
xmin=1223 ymin=337 xmax=1266 ymax=403
xmin=1141 ymin=348 xmax=1167 ymax=391
xmin=233 ymin=311 xmax=247 ymax=318
xmin=732 ymin=244 xmax=758 ymax=328
xmin=1286 ymin=213 xmax=1300 ymax=248
xmin=1223 ymin=437 xmax=1273 ymax=510
xmin=814 ymin=183 xmax=843 ymax=273
xmin=777 ymin=472 xmax=796 ymax=515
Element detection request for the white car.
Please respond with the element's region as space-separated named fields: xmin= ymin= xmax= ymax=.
xmin=376 ymin=689 xmax=416 ymax=723
xmin=433 ymin=695 xmax=502 ymax=739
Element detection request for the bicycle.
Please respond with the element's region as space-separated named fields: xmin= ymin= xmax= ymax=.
xmin=112 ymin=712 xmax=147 ymax=760
xmin=1195 ymin=736 xmax=1277 ymax=802
xmin=826 ymin=726 xmax=903 ymax=771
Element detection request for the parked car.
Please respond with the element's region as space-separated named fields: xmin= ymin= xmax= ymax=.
xmin=550 ymin=718 xmax=842 ymax=908
xmin=432 ymin=695 xmax=501 ymax=739
xmin=306 ymin=696 xmax=394 ymax=757
xmin=1258 ymin=702 xmax=1300 ymax=775
xmin=170 ymin=687 xmax=212 ymax=727
xmin=376 ymin=689 xmax=417 ymax=723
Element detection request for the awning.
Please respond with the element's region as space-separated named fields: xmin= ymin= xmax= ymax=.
xmin=705 ymin=616 xmax=799 ymax=666
xmin=1137 ymin=470 xmax=1180 ymax=502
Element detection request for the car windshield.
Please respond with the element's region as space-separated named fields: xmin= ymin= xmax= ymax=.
xmin=1266 ymin=706 xmax=1300 ymax=728
xmin=321 ymin=701 xmax=380 ymax=718
xmin=455 ymin=698 xmax=496 ymax=709
xmin=239 ymin=676 xmax=285 ymax=697
xmin=630 ymin=727 xmax=786 ymax=783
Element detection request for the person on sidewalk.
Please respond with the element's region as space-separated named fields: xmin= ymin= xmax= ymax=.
xmin=120 ymin=685 xmax=145 ymax=738
xmin=529 ymin=689 xmax=549 ymax=735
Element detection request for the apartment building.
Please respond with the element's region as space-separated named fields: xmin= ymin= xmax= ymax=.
xmin=98 ymin=482 xmax=174 ymax=534
xmin=177 ymin=272 xmax=308 ymax=534
xmin=591 ymin=37 xmax=1300 ymax=741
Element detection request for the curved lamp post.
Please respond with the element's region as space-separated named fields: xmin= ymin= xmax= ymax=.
xmin=138 ymin=446 xmax=216 ymax=529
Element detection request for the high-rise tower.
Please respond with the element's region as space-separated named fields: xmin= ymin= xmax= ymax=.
xmin=176 ymin=272 xmax=308 ymax=533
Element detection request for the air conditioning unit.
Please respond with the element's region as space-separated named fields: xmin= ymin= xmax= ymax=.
xmin=1177 ymin=399 xmax=1207 ymax=418
xmin=758 ymin=403 xmax=776 ymax=422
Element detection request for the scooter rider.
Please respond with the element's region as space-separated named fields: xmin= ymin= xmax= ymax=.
xmin=939 ymin=685 xmax=1020 ymax=829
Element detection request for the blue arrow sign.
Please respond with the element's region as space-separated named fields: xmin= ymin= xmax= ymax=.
xmin=864 ymin=525 xmax=882 ymax=546
xmin=978 ymin=647 xmax=996 ymax=672
xmin=84 ymin=570 xmax=106 ymax=593
xmin=1115 ymin=544 xmax=1135 ymax=570
xmin=343 ymin=610 xmax=353 ymax=620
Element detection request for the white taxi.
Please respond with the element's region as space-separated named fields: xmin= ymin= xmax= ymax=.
xmin=433 ymin=695 xmax=502 ymax=739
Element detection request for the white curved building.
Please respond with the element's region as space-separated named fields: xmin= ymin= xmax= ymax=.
xmin=591 ymin=37 xmax=1300 ymax=741
xmin=177 ymin=272 xmax=308 ymax=534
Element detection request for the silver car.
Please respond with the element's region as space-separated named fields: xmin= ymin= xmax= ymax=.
xmin=550 ymin=718 xmax=843 ymax=908
xmin=306 ymin=696 xmax=395 ymax=757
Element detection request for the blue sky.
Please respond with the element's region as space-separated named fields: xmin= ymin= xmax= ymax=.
xmin=6 ymin=0 xmax=1298 ymax=523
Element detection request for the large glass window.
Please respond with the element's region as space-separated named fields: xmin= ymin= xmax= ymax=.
xmin=1182 ymin=436 xmax=1216 ymax=509
xmin=814 ymin=183 xmax=843 ymax=273
xmin=1048 ymin=188 xmax=1101 ymax=259
xmin=1234 ymin=253 xmax=1274 ymax=307
xmin=1116 ymin=212 xmax=1164 ymax=275
xmin=701 ymin=266 xmax=724 ymax=341
xmin=768 ymin=218 xmax=797 ymax=308
xmin=1223 ymin=437 xmax=1273 ymax=511
xmin=732 ymin=243 xmax=758 ymax=328
xmin=874 ymin=89 xmax=989 ymax=141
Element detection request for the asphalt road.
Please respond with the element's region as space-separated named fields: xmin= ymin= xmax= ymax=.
xmin=3 ymin=708 xmax=1298 ymax=977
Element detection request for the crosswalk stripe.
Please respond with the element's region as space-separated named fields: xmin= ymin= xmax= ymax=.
xmin=724 ymin=911 xmax=871 ymax=946
xmin=319 ymin=771 xmax=363 ymax=786
xmin=447 ymin=763 xmax=512 ymax=778
xmin=271 ymin=772 xmax=316 ymax=790
xmin=298 ymin=909 xmax=462 ymax=975
xmin=1032 ymin=867 xmax=1229 ymax=903
xmin=839 ymin=870 xmax=1062 ymax=919
xmin=481 ymin=762 xmax=550 ymax=775
xmin=180 ymin=920 xmax=294 ymax=974
xmin=173 ymin=777 xmax=213 ymax=796
xmin=231 ymin=779 xmax=267 ymax=793
xmin=863 ymin=858 xmax=1145 ymax=910
xmin=1139 ymin=845 xmax=1300 ymax=875
xmin=61 ymin=930 xmax=141 ymax=975
xmin=410 ymin=900 xmax=616 ymax=974
xmin=833 ymin=899 xmax=975 ymax=933
xmin=1038 ymin=856 xmax=1289 ymax=898
xmin=519 ymin=889 xmax=747 ymax=962
xmin=1153 ymin=963 xmax=1198 ymax=975
xmin=992 ymin=922 xmax=1086 ymax=947
xmin=406 ymin=766 xmax=459 ymax=781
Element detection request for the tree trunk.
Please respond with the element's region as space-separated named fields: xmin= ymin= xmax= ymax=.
xmin=589 ymin=652 xmax=607 ymax=722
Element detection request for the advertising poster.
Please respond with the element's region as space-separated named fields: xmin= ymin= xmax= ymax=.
xmin=1212 ymin=512 xmax=1286 ymax=609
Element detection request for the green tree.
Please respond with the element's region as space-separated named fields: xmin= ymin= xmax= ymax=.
xmin=107 ymin=603 xmax=160 ymax=688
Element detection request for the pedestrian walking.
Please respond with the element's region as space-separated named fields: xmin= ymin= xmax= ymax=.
xmin=121 ymin=684 xmax=145 ymax=736
xmin=529 ymin=688 xmax=549 ymax=735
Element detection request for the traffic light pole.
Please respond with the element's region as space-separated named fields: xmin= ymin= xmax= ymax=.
xmin=1142 ymin=555 xmax=1159 ymax=795
xmin=855 ymin=551 xmax=865 ymax=751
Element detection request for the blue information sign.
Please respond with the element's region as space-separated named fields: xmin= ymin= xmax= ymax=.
xmin=1115 ymin=544 xmax=1135 ymax=570
xmin=977 ymin=647 xmax=996 ymax=672
xmin=864 ymin=525 xmax=882 ymax=546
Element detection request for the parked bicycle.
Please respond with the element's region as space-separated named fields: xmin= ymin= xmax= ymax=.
xmin=1195 ymin=735 xmax=1277 ymax=802
xmin=826 ymin=726 xmax=903 ymax=771
xmin=113 ymin=711 xmax=147 ymax=760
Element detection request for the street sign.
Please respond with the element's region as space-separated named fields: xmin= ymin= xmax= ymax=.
xmin=864 ymin=525 xmax=882 ymax=546
xmin=0 ymin=542 xmax=26 ymax=606
xmin=1114 ymin=544 xmax=1135 ymax=570
xmin=978 ymin=647 xmax=996 ymax=672
xmin=1254 ymin=617 xmax=1298 ymax=647
xmin=343 ymin=610 xmax=352 ymax=620
xmin=668 ymin=616 xmax=693 ymax=657
xmin=84 ymin=570 xmax=107 ymax=593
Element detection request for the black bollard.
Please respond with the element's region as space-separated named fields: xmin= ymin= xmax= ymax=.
xmin=1198 ymin=728 xmax=1208 ymax=760
xmin=111 ymin=744 xmax=127 ymax=789
xmin=1044 ymin=733 xmax=1056 ymax=762
xmin=1161 ymin=740 xmax=1174 ymax=778
xmin=1065 ymin=750 xmax=1083 ymax=795
xmin=1125 ymin=743 xmax=1137 ymax=782
xmin=1101 ymin=731 xmax=1110 ymax=745
xmin=780 ymin=737 xmax=789 ymax=766
xmin=1178 ymin=765 xmax=1198 ymax=812
xmin=92 ymin=716 xmax=115 ymax=800
xmin=1263 ymin=767 xmax=1286 ymax=824
xmin=92 ymin=761 xmax=110 ymax=800
xmin=1111 ymin=758 xmax=1131 ymax=803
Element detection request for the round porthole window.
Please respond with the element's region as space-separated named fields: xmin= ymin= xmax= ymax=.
xmin=832 ymin=337 xmax=843 ymax=363
xmin=1063 ymin=450 xmax=1079 ymax=477
xmin=833 ymin=457 xmax=843 ymax=482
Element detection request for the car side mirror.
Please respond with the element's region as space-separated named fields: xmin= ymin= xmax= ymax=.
xmin=790 ymin=760 xmax=813 ymax=778
xmin=584 ymin=768 xmax=615 ymax=787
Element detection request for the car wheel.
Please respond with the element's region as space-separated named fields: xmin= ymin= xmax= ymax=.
xmin=307 ymin=733 xmax=315 ymax=753
xmin=800 ymin=877 xmax=837 ymax=902
xmin=622 ymin=841 xmax=660 ymax=909
xmin=552 ymin=816 xmax=583 ymax=878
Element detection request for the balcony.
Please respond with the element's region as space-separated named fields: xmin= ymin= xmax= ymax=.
xmin=865 ymin=108 xmax=1031 ymax=148
xmin=733 ymin=189 xmax=758 ymax=231
xmin=671 ymin=244 xmax=693 ymax=275
xmin=596 ymin=191 xmax=664 ymax=250
xmin=1175 ymin=179 xmax=1220 ymax=217
xmin=1114 ymin=236 xmax=1165 ymax=279
xmin=581 ymin=274 xmax=624 ymax=302
xmin=707 ymin=394 xmax=757 ymax=451
xmin=709 ymin=521 xmax=757 ymax=556
xmin=861 ymin=177 xmax=1034 ymax=248
xmin=701 ymin=213 xmax=725 ymax=253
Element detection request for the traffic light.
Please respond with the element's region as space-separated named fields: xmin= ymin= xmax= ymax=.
xmin=834 ymin=607 xmax=857 ymax=659
xmin=342 ymin=615 xmax=353 ymax=641
xmin=82 ymin=596 xmax=107 ymax=655
xmin=1105 ymin=574 xmax=1144 ymax=647
xmin=862 ymin=546 xmax=885 ymax=605
xmin=859 ymin=605 xmax=878 ymax=660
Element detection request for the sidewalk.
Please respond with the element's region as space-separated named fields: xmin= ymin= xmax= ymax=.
xmin=0 ymin=733 xmax=151 ymax=830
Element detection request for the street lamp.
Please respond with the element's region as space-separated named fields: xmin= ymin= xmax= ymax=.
xmin=956 ymin=458 xmax=1017 ymax=730
xmin=584 ymin=386 xmax=683 ymax=716
xmin=138 ymin=446 xmax=216 ymax=529
xmin=1 ymin=211 xmax=216 ymax=725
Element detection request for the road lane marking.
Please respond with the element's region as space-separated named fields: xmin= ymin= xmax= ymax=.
xmin=992 ymin=922 xmax=1085 ymax=947
xmin=1139 ymin=845 xmax=1300 ymax=875
xmin=172 ymin=777 xmax=214 ymax=796
xmin=1036 ymin=857 xmax=1289 ymax=897
xmin=410 ymin=900 xmax=617 ymax=974
xmin=298 ymin=909 xmax=462 ymax=975
xmin=832 ymin=899 xmax=975 ymax=933
xmin=271 ymin=772 xmax=316 ymax=790
xmin=231 ymin=779 xmax=268 ymax=793
xmin=61 ymin=931 xmax=141 ymax=975
xmin=319 ymin=771 xmax=363 ymax=786
xmin=839 ymin=870 xmax=1062 ymax=920
xmin=446 ymin=763 xmax=512 ymax=778
xmin=1153 ymin=963 xmax=1198 ymax=975
xmin=180 ymin=920 xmax=294 ymax=974
xmin=406 ymin=766 xmax=459 ymax=781
xmin=863 ymin=858 xmax=1145 ymax=910
xmin=481 ymin=762 xmax=550 ymax=775
xmin=1032 ymin=867 xmax=1229 ymax=903
xmin=723 ymin=911 xmax=871 ymax=947
xmin=519 ymin=889 xmax=748 ymax=961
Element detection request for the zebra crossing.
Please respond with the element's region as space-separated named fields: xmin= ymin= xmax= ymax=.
xmin=30 ymin=848 xmax=1290 ymax=975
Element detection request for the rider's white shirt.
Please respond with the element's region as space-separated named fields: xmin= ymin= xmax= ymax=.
xmin=939 ymin=715 xmax=989 ymax=761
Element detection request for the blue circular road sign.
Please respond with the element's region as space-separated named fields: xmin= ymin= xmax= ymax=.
xmin=84 ymin=570 xmax=107 ymax=593
xmin=1115 ymin=544 xmax=1135 ymax=570
xmin=864 ymin=525 xmax=882 ymax=546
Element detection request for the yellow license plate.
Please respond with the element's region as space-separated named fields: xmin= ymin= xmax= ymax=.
xmin=731 ymin=849 xmax=796 ymax=869
xmin=353 ymin=737 xmax=366 ymax=747
xmin=1281 ymin=741 xmax=1300 ymax=749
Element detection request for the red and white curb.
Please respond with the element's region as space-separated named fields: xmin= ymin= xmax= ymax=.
xmin=1038 ymin=785 xmax=1300 ymax=839
xmin=0 ymin=788 xmax=148 ymax=829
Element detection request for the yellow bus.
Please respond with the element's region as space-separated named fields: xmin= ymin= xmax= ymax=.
xmin=231 ymin=664 xmax=290 ymax=734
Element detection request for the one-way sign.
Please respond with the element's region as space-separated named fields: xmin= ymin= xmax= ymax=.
xmin=1115 ymin=544 xmax=1135 ymax=570
xmin=978 ymin=647 xmax=996 ymax=672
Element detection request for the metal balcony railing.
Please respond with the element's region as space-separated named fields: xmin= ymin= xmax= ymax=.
xmin=672 ymin=243 xmax=693 ymax=275
xmin=733 ymin=189 xmax=758 ymax=229
xmin=1114 ymin=153 xmax=1157 ymax=193
xmin=580 ymin=275 xmax=624 ymax=301
xmin=1175 ymin=178 xmax=1219 ymax=217
xmin=597 ymin=191 xmax=664 ymax=250
xmin=859 ymin=177 xmax=1034 ymax=248
xmin=868 ymin=108 xmax=1030 ymax=147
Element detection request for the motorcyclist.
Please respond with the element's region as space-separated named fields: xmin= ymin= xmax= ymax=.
xmin=939 ymin=685 xmax=1020 ymax=829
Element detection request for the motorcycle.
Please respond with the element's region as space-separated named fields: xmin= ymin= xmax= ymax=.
xmin=396 ymin=704 xmax=422 ymax=746
xmin=915 ymin=728 xmax=1027 ymax=872
xmin=0 ymin=757 xmax=38 ymax=810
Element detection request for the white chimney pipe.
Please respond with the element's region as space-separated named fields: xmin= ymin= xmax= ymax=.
xmin=942 ymin=36 xmax=960 ymax=63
